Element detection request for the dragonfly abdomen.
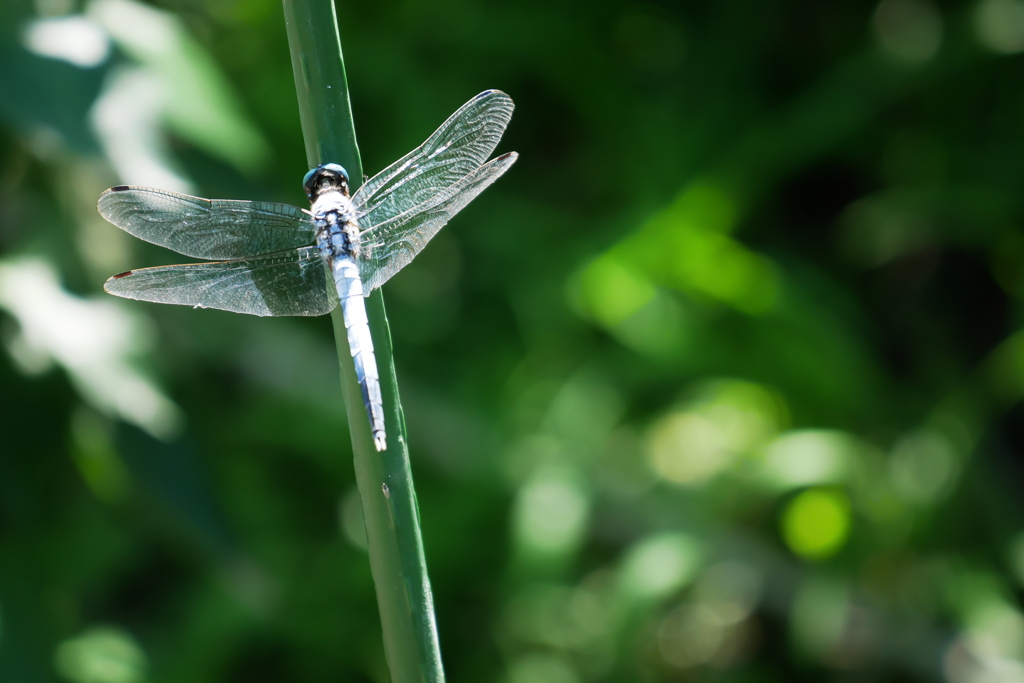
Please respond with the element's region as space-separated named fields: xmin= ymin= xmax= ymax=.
xmin=333 ymin=256 xmax=387 ymax=451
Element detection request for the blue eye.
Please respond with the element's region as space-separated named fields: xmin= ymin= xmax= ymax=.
xmin=303 ymin=163 xmax=351 ymax=198
xmin=322 ymin=163 xmax=349 ymax=184
xmin=302 ymin=166 xmax=318 ymax=189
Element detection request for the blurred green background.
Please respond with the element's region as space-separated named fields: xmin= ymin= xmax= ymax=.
xmin=3 ymin=0 xmax=1024 ymax=681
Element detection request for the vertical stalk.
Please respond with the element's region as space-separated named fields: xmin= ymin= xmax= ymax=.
xmin=281 ymin=2 xmax=445 ymax=681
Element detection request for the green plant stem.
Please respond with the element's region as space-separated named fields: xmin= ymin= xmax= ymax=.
xmin=281 ymin=2 xmax=445 ymax=681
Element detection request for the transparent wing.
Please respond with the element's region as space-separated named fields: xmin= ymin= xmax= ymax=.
xmin=358 ymin=152 xmax=518 ymax=291
xmin=352 ymin=90 xmax=514 ymax=228
xmin=104 ymin=247 xmax=334 ymax=317
xmin=98 ymin=186 xmax=315 ymax=259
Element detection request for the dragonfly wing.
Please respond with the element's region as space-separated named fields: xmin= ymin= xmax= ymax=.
xmin=358 ymin=152 xmax=518 ymax=291
xmin=351 ymin=90 xmax=514 ymax=227
xmin=104 ymin=247 xmax=334 ymax=317
xmin=98 ymin=186 xmax=316 ymax=259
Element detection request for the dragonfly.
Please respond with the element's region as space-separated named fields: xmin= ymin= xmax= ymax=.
xmin=98 ymin=90 xmax=517 ymax=452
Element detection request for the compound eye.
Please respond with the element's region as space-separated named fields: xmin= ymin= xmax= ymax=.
xmin=303 ymin=163 xmax=351 ymax=199
xmin=302 ymin=166 xmax=321 ymax=197
xmin=322 ymin=163 xmax=350 ymax=184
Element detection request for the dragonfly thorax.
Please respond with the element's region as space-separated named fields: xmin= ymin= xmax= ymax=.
xmin=313 ymin=191 xmax=362 ymax=261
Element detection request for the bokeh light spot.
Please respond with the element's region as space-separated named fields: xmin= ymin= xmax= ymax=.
xmin=648 ymin=380 xmax=785 ymax=485
xmin=572 ymin=180 xmax=780 ymax=324
xmin=648 ymin=412 xmax=731 ymax=484
xmin=889 ymin=429 xmax=959 ymax=505
xmin=573 ymin=254 xmax=656 ymax=327
xmin=693 ymin=561 xmax=763 ymax=626
xmin=55 ymin=627 xmax=147 ymax=683
xmin=837 ymin=196 xmax=932 ymax=267
xmin=947 ymin=569 xmax=1024 ymax=664
xmin=657 ymin=561 xmax=763 ymax=668
xmin=874 ymin=0 xmax=943 ymax=63
xmin=781 ymin=488 xmax=852 ymax=560
xmin=503 ymin=583 xmax=609 ymax=649
xmin=657 ymin=603 xmax=728 ymax=668
xmin=620 ymin=532 xmax=703 ymax=601
xmin=791 ymin=577 xmax=849 ymax=659
xmin=513 ymin=467 xmax=589 ymax=558
xmin=758 ymin=430 xmax=856 ymax=491
xmin=975 ymin=0 xmax=1024 ymax=53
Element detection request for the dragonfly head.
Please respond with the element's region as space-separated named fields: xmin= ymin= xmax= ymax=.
xmin=303 ymin=163 xmax=350 ymax=201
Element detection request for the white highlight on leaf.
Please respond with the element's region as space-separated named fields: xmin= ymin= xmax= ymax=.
xmin=91 ymin=65 xmax=193 ymax=192
xmin=0 ymin=257 xmax=183 ymax=439
xmin=88 ymin=0 xmax=271 ymax=172
xmin=22 ymin=14 xmax=111 ymax=68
